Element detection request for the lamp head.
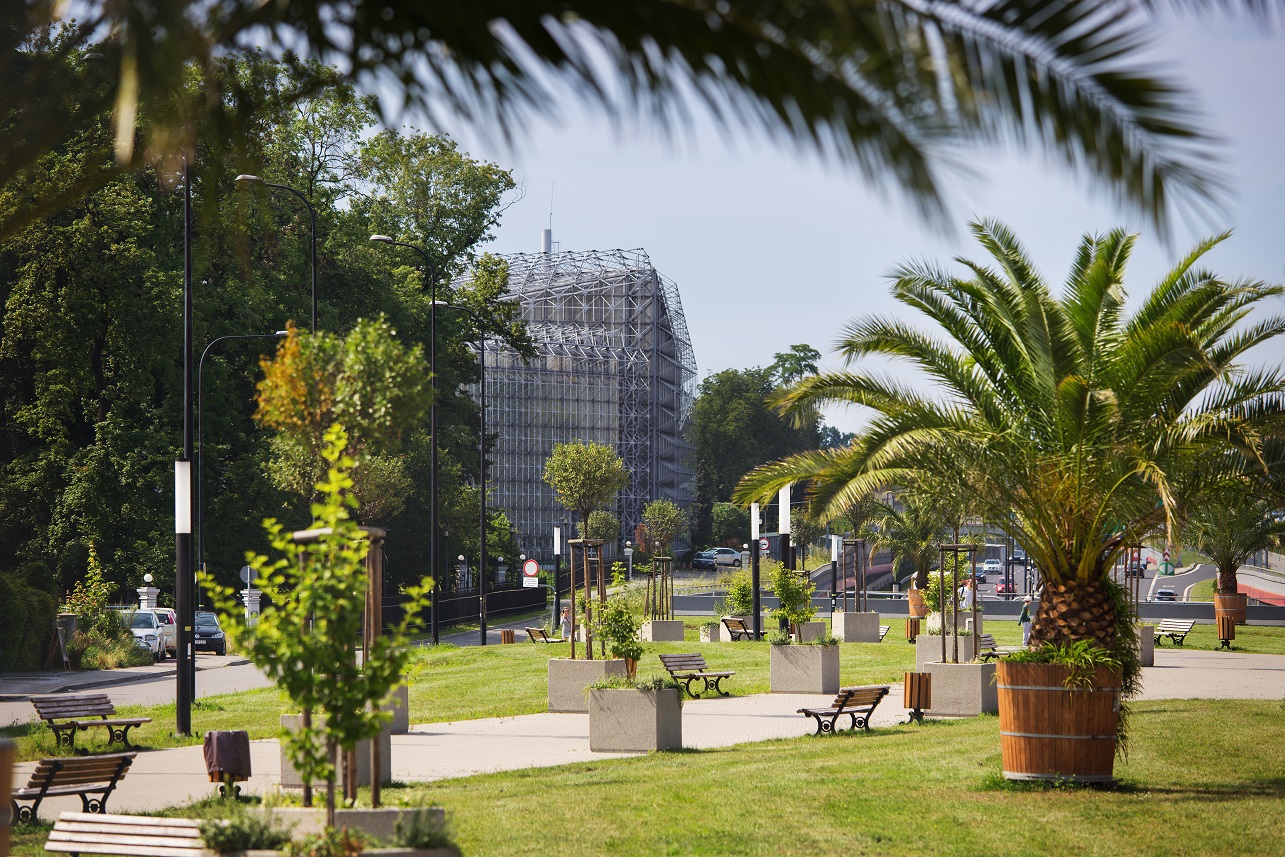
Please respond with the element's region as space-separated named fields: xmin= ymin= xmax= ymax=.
xmin=369 ymin=234 xmax=394 ymax=244
xmin=234 ymin=174 xmax=262 ymax=184
xmin=458 ymin=555 xmax=465 ymax=562
xmin=143 ymin=573 xmax=153 ymax=584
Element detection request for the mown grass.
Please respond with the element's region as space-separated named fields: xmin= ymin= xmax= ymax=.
xmin=5 ymin=620 xmax=1280 ymax=763
xmin=10 ymin=699 xmax=1284 ymax=856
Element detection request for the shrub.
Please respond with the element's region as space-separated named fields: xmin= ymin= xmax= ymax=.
xmin=393 ymin=810 xmax=456 ymax=850
xmin=0 ymin=569 xmax=57 ymax=671
xmin=721 ymin=568 xmax=755 ymax=616
xmin=199 ymin=812 xmax=291 ymax=853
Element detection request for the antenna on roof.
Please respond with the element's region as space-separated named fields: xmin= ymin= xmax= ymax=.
xmin=541 ymin=183 xmax=556 ymax=255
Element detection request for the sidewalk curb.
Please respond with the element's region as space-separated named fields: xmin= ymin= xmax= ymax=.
xmin=0 ymin=659 xmax=251 ymax=702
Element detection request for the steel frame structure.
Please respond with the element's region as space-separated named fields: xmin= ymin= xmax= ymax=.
xmin=453 ymin=248 xmax=697 ymax=558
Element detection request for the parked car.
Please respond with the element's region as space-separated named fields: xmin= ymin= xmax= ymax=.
xmin=709 ymin=547 xmax=743 ymax=567
xmin=193 ymin=611 xmax=227 ymax=655
xmin=1154 ymin=588 xmax=1177 ymax=602
xmin=691 ymin=550 xmax=716 ymax=570
xmin=141 ymin=607 xmax=177 ymax=657
xmin=126 ymin=611 xmax=165 ymax=661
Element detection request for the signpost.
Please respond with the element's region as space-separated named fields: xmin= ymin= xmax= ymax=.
xmin=522 ymin=558 xmax=540 ymax=588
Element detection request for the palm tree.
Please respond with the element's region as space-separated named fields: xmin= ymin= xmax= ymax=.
xmin=3 ymin=0 xmax=1272 ymax=239
xmin=735 ymin=220 xmax=1285 ymax=664
xmin=861 ymin=492 xmax=950 ymax=590
xmin=1185 ymin=489 xmax=1285 ymax=595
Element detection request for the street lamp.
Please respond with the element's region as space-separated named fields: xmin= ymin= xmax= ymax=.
xmin=197 ymin=332 xmax=288 ymax=595
xmin=432 ymin=300 xmax=492 ymax=646
xmin=235 ymin=176 xmax=318 ymax=334
xmin=370 ymin=235 xmax=441 ymax=644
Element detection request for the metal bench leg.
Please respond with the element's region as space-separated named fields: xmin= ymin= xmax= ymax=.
xmin=683 ymin=678 xmax=701 ymax=698
xmin=708 ymin=676 xmax=729 ymax=697
xmin=111 ymin=724 xmax=136 ymax=748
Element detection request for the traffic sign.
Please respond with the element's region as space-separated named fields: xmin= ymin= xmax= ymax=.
xmin=239 ymin=565 xmax=255 ymax=585
xmin=758 ymin=538 xmax=769 ymax=553
xmin=522 ymin=559 xmax=540 ymax=588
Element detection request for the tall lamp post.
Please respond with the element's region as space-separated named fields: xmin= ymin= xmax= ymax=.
xmin=197 ymin=332 xmax=288 ymax=589
xmin=432 ymin=300 xmax=490 ymax=646
xmin=370 ymin=235 xmax=440 ymax=644
xmin=235 ymin=176 xmax=319 ymax=334
xmin=175 ymin=154 xmax=195 ymax=736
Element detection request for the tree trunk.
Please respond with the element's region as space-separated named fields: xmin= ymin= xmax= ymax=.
xmin=1218 ymin=565 xmax=1239 ymax=595
xmin=325 ymin=737 xmax=337 ymax=829
xmin=1030 ymin=578 xmax=1117 ymax=650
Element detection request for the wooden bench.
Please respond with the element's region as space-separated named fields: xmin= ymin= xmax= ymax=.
xmin=797 ymin=685 xmax=890 ymax=734
xmin=658 ymin=653 xmax=735 ymax=698
xmin=720 ymin=617 xmax=753 ymax=641
xmin=11 ymin=753 xmax=135 ymax=823
xmin=977 ymin=633 xmax=1022 ymax=662
xmin=877 ymin=625 xmax=890 ymax=642
xmin=1155 ymin=619 xmax=1196 ymax=646
xmin=31 ymin=694 xmax=151 ymax=752
xmin=46 ymin=812 xmax=211 ymax=857
xmin=526 ymin=627 xmax=565 ymax=644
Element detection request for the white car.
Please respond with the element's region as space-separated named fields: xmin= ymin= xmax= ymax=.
xmin=981 ymin=559 xmax=1003 ymax=575
xmin=126 ymin=610 xmax=166 ymax=661
xmin=142 ymin=607 xmax=178 ymax=658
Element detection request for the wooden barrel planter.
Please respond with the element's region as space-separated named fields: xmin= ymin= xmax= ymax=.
xmin=1214 ymin=593 xmax=1248 ymax=625
xmin=907 ymin=589 xmax=928 ymax=619
xmin=996 ymin=661 xmax=1121 ymax=784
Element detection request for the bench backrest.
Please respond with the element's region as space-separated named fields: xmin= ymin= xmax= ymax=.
xmin=32 ymin=694 xmax=117 ymax=722
xmin=46 ymin=812 xmax=210 ymax=857
xmin=526 ymin=627 xmax=549 ymax=642
xmin=826 ymin=686 xmax=888 ymax=711
xmin=722 ymin=618 xmax=749 ymax=631
xmin=659 ymin=653 xmax=710 ymax=673
xmin=26 ymin=753 xmax=135 ymax=790
xmin=977 ymin=633 xmax=997 ymax=650
xmin=1157 ymin=620 xmax=1194 ymax=631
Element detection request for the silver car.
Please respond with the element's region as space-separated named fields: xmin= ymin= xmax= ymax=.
xmin=127 ymin=611 xmax=166 ymax=661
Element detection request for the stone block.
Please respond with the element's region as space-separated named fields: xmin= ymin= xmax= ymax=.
xmin=923 ymin=661 xmax=997 ymax=716
xmin=279 ymin=714 xmax=392 ymax=788
xmin=795 ymin=621 xmax=825 ymax=643
xmin=547 ymin=658 xmax=628 ymax=713
xmin=916 ymin=634 xmax=980 ymax=671
xmin=588 ymin=687 xmax=682 ymax=752
xmin=1137 ymin=625 xmax=1154 ymax=667
xmin=640 ymin=620 xmax=685 ymax=642
xmin=770 ymin=644 xmax=840 ymax=694
xmin=832 ymin=611 xmax=881 ymax=642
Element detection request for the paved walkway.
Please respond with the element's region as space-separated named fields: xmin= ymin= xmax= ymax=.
xmin=9 ymin=647 xmax=1284 ymax=819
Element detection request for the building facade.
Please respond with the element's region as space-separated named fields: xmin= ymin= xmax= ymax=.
xmin=456 ymin=246 xmax=697 ymax=558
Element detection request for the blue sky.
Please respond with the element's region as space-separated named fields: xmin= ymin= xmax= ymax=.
xmin=440 ymin=15 xmax=1285 ymax=433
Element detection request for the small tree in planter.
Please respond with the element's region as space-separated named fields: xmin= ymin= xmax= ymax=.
xmin=204 ymin=425 xmax=432 ymax=827
xmin=596 ymin=575 xmax=644 ymax=677
xmin=543 ymin=440 xmax=629 ymax=659
xmin=1184 ymin=487 xmax=1284 ymax=622
xmin=768 ymin=560 xmax=817 ymax=639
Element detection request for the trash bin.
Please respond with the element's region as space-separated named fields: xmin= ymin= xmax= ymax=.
xmin=203 ymin=730 xmax=251 ymax=797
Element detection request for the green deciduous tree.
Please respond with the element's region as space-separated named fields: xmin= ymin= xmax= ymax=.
xmin=582 ymin=510 xmax=621 ymax=544
xmin=543 ymin=441 xmax=630 ymax=535
xmin=709 ymin=502 xmax=749 ymax=548
xmin=737 ymin=220 xmax=1285 ymax=696
xmin=203 ymin=425 xmax=432 ymax=826
xmin=640 ymin=499 xmax=688 ymax=556
xmin=254 ymin=318 xmax=430 ymax=523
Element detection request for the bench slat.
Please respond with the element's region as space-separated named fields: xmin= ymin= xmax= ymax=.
xmin=56 ymin=813 xmax=196 ymax=828
xmin=52 ymin=821 xmax=201 ymax=838
xmin=46 ymin=842 xmax=209 ymax=857
xmin=49 ymin=832 xmax=207 ymax=849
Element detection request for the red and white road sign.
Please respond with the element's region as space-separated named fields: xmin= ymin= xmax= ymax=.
xmin=522 ymin=559 xmax=540 ymax=587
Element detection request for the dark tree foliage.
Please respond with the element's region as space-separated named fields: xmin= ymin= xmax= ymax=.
xmin=0 ymin=48 xmax=527 ymax=622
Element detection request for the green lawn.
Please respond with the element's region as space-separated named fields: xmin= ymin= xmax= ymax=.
xmin=9 ymin=699 xmax=1284 ymax=856
xmin=5 ymin=619 xmax=1281 ymax=764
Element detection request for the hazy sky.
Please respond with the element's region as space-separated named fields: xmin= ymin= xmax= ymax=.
xmin=441 ymin=15 xmax=1285 ymax=433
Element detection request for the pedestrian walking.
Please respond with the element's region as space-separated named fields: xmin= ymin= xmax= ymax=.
xmin=1018 ymin=595 xmax=1033 ymax=646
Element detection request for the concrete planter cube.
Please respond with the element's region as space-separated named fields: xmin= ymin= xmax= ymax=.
xmin=915 ymin=634 xmax=980 ymax=671
xmin=770 ymin=644 xmax=840 ymax=694
xmin=386 ymin=682 xmax=409 ymax=734
xmin=588 ymin=687 xmax=683 ymax=752
xmin=279 ymin=715 xmax=391 ymax=788
xmin=923 ymin=661 xmax=997 ymax=716
xmin=1137 ymin=625 xmax=1154 ymax=667
xmin=255 ymin=807 xmax=445 ymax=841
xmin=547 ymin=658 xmax=628 ymax=712
xmin=832 ymin=611 xmax=881 ymax=643
xmin=640 ymin=619 xmax=685 ymax=642
xmin=699 ymin=624 xmax=722 ymax=642
xmin=794 ymin=621 xmax=825 ymax=643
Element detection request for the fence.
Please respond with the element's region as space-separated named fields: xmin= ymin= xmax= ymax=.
xmin=382 ymin=582 xmax=549 ymax=634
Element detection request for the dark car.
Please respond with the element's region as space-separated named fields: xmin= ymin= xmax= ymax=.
xmin=193 ymin=611 xmax=227 ymax=655
xmin=1124 ymin=562 xmax=1146 ymax=578
xmin=691 ymin=550 xmax=716 ymax=570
